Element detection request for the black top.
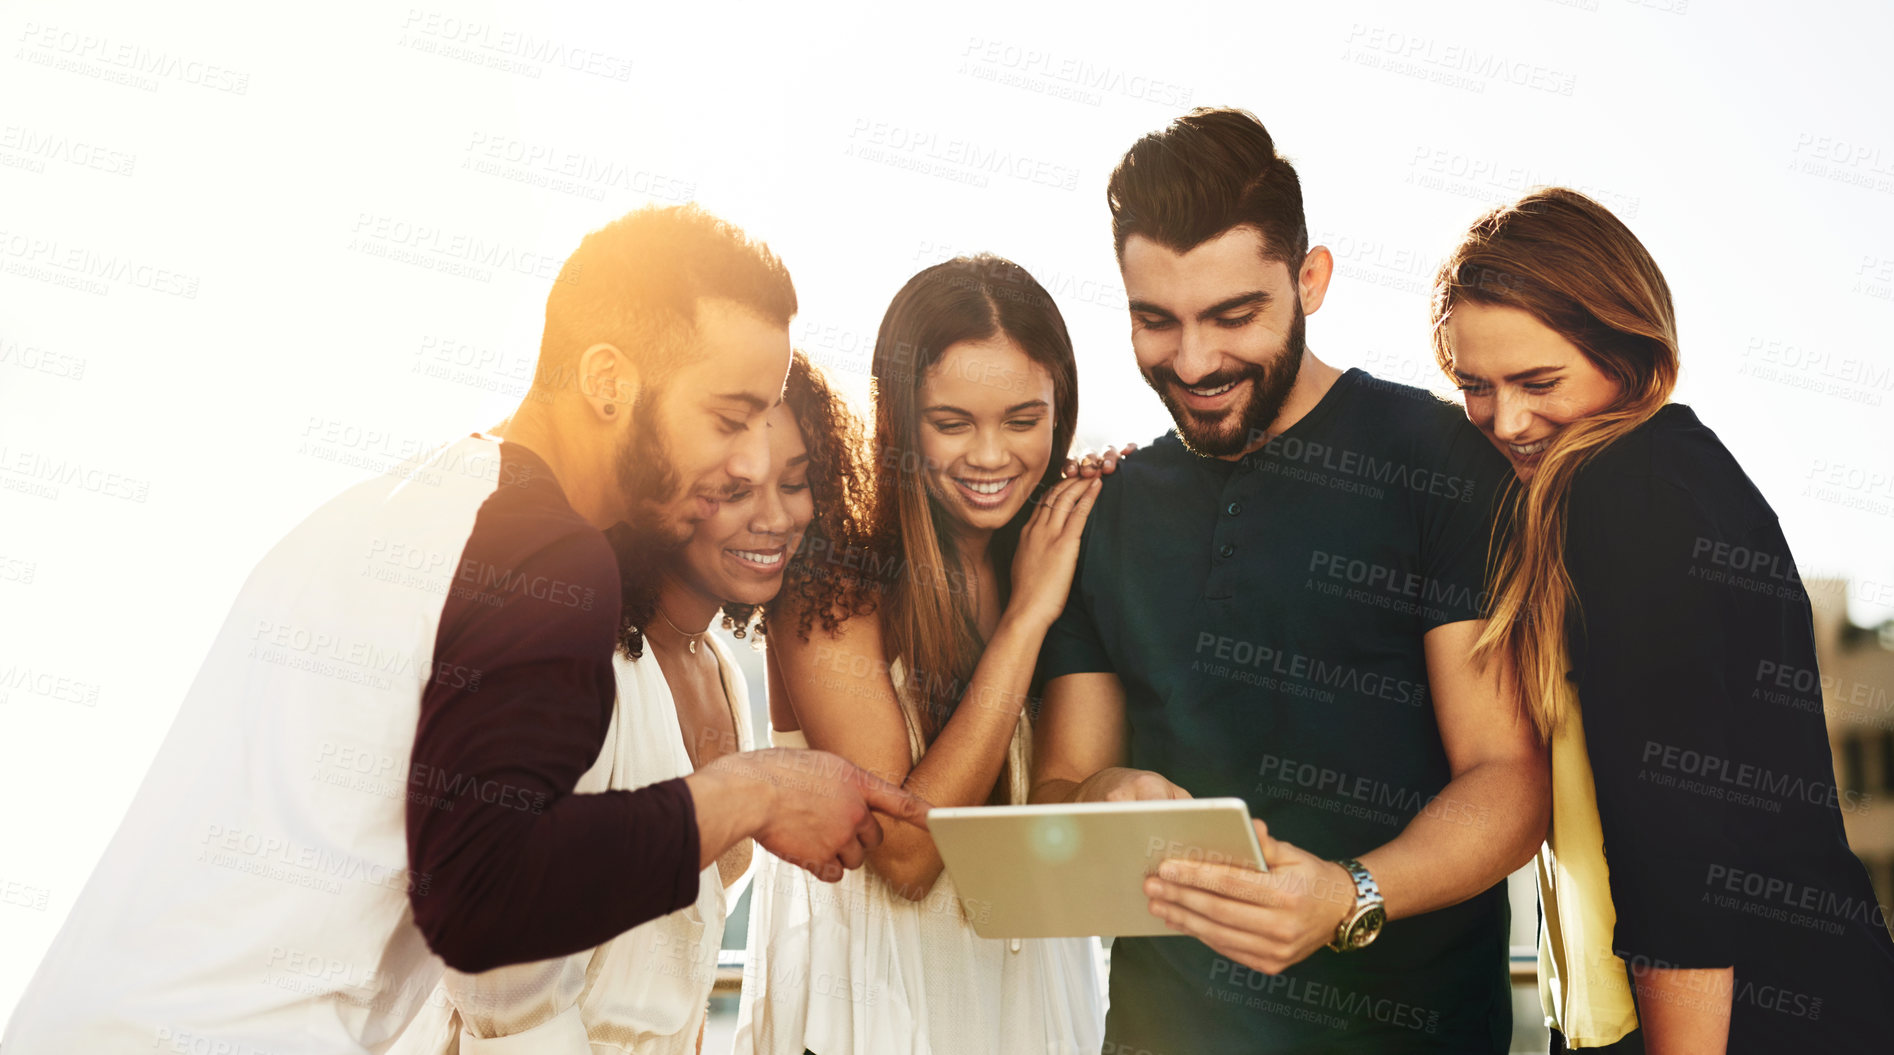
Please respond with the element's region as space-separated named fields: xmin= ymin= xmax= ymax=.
xmin=1565 ymin=404 xmax=1894 ymax=1051
xmin=406 ymin=441 xmax=702 ymax=972
xmin=1042 ymin=369 xmax=1518 ymax=1053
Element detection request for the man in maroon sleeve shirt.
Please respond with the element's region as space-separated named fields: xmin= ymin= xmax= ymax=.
xmin=2 ymin=204 xmax=928 ymax=1055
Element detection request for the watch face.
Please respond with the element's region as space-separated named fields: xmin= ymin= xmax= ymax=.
xmin=1351 ymin=906 xmax=1388 ymax=947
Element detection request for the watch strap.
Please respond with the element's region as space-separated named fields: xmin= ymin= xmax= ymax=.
xmin=1337 ymin=857 xmax=1380 ymax=905
xmin=1327 ymin=857 xmax=1385 ymax=952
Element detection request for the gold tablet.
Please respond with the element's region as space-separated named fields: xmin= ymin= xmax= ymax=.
xmin=929 ymin=798 xmax=1267 ymax=939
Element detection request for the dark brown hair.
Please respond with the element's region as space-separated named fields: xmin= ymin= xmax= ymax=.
xmin=1107 ymin=107 xmax=1308 ymax=267
xmin=1430 ymin=187 xmax=1680 ymax=739
xmin=865 ymin=255 xmax=1079 ymax=740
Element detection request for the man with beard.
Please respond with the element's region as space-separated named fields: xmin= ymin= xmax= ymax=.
xmin=1030 ymin=110 xmax=1549 ymax=1052
xmin=3 ymin=205 xmax=928 ymax=1055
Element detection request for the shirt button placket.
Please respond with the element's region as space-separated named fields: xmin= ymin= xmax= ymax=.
xmin=1206 ymin=477 xmax=1246 ymax=599
xmin=1219 ymin=492 xmax=1244 ymax=560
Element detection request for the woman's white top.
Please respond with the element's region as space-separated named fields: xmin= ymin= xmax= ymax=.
xmin=734 ymin=658 xmax=1105 ymax=1055
xmin=389 ymin=634 xmax=755 ymax=1055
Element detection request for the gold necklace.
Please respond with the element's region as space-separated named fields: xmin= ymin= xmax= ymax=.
xmin=655 ymin=604 xmax=709 ymax=654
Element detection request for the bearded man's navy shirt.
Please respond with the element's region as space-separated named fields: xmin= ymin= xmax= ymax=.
xmin=1041 ymin=368 xmax=1518 ymax=1053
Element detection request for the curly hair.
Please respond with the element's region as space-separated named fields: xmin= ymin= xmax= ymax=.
xmin=616 ymin=351 xmax=877 ymax=658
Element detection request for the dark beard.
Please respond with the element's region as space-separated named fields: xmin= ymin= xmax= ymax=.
xmin=1142 ymin=302 xmax=1306 ymax=458
xmin=613 ymin=388 xmax=689 ymax=547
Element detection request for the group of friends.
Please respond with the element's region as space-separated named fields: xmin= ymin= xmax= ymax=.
xmin=7 ymin=107 xmax=1894 ymax=1054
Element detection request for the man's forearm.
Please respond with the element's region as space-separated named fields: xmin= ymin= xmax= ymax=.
xmin=1356 ymin=757 xmax=1546 ymax=920
xmin=410 ymin=780 xmax=705 ymax=973
xmin=683 ymin=763 xmax=768 ymax=870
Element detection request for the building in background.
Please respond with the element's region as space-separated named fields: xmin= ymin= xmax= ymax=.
xmin=1811 ymin=579 xmax=1894 ymax=933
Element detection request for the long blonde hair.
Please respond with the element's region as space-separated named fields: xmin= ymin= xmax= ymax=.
xmin=1430 ymin=188 xmax=1679 ymax=739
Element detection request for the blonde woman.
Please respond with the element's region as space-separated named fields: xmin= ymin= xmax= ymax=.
xmin=1434 ymin=188 xmax=1894 ymax=1053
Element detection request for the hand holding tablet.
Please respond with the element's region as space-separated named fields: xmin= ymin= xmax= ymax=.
xmin=929 ymin=798 xmax=1268 ymax=939
xmin=1142 ymin=818 xmax=1368 ymax=975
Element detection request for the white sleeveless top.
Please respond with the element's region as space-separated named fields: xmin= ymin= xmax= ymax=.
xmin=387 ymin=635 xmax=755 ymax=1055
xmin=734 ymin=658 xmax=1104 ymax=1055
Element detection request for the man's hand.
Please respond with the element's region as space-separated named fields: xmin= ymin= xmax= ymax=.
xmin=1143 ymin=820 xmax=1357 ymax=975
xmin=685 ymin=748 xmax=932 ymax=882
xmin=1073 ymin=766 xmax=1191 ymax=802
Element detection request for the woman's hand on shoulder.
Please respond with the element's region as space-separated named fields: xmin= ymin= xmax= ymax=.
xmin=1061 ymin=442 xmax=1138 ymax=479
xmin=1008 ymin=473 xmax=1102 ymax=630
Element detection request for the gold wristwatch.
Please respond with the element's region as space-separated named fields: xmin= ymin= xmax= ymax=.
xmin=1326 ymin=857 xmax=1386 ymax=953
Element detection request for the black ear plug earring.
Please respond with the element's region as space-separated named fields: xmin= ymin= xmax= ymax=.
xmin=603 ymin=404 xmax=616 ymax=416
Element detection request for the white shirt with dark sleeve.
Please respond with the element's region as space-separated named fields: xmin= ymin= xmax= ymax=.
xmin=387 ymin=633 xmax=756 ymax=1055
xmin=2 ymin=437 xmax=701 ymax=1055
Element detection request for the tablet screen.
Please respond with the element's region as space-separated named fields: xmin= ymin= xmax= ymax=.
xmin=929 ymin=798 xmax=1265 ymax=939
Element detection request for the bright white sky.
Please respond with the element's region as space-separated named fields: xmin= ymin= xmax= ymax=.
xmin=2 ymin=0 xmax=1892 ymax=1026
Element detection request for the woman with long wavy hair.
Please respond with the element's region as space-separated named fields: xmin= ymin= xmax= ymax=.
xmin=736 ymin=255 xmax=1106 ymax=1055
xmin=1432 ymin=188 xmax=1894 ymax=1053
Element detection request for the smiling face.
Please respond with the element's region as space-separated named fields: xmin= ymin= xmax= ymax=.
xmin=1443 ymin=301 xmax=1624 ymax=480
xmin=672 ymin=403 xmax=812 ymax=607
xmin=1122 ymin=226 xmax=1308 ymax=459
xmin=915 ymin=334 xmax=1057 ymax=536
xmin=618 ymin=298 xmax=792 ymax=543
